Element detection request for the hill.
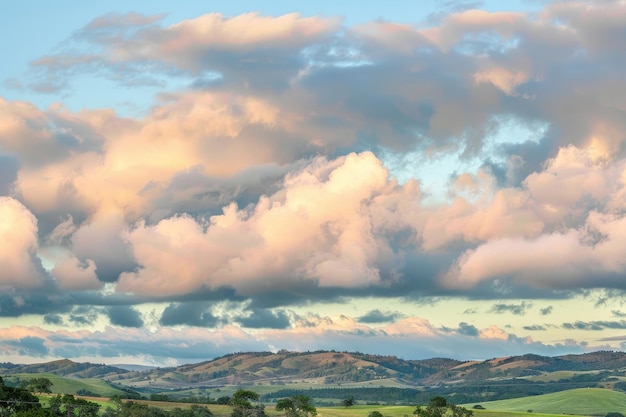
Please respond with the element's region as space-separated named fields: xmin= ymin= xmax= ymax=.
xmin=464 ymin=388 xmax=626 ymax=416
xmin=0 ymin=359 xmax=129 ymax=378
xmin=3 ymin=351 xmax=626 ymax=404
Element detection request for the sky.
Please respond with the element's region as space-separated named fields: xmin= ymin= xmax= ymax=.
xmin=1 ymin=0 xmax=626 ymax=366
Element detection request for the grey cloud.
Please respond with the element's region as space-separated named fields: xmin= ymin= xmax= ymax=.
xmin=613 ymin=310 xmax=626 ymax=318
xmin=523 ymin=325 xmax=547 ymax=331
xmin=0 ymin=153 xmax=19 ymax=195
xmin=489 ymin=302 xmax=532 ymax=316
xmin=236 ymin=308 xmax=291 ymax=329
xmin=7 ymin=336 xmax=49 ymax=357
xmin=44 ymin=314 xmax=64 ymax=325
xmin=562 ymin=320 xmax=626 ymax=331
xmin=143 ymin=161 xmax=297 ymax=223
xmin=70 ymin=216 xmax=137 ymax=283
xmin=358 ymin=309 xmax=405 ymax=324
xmin=457 ymin=322 xmax=479 ymax=336
xmin=160 ymin=302 xmax=220 ymax=327
xmin=540 ymin=306 xmax=554 ymax=316
xmin=69 ymin=306 xmax=100 ymax=326
xmin=107 ymin=306 xmax=144 ymax=328
xmin=0 ymin=292 xmax=70 ymax=318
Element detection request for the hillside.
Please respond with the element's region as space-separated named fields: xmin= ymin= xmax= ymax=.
xmin=0 ymin=359 xmax=129 ymax=378
xmin=464 ymin=388 xmax=626 ymax=416
xmin=3 ymin=351 xmax=626 ymax=404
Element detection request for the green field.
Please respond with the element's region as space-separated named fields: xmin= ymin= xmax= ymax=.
xmin=4 ymin=373 xmax=129 ymax=397
xmin=7 ymin=373 xmax=626 ymax=417
xmin=462 ymin=388 xmax=626 ymax=416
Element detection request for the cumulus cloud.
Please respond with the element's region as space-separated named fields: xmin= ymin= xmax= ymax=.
xmin=0 ymin=197 xmax=46 ymax=288
xmin=3 ymin=0 xmax=626 ymax=362
xmin=117 ymin=152 xmax=421 ymax=297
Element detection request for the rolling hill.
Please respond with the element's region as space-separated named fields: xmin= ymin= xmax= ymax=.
xmin=463 ymin=388 xmax=626 ymax=415
xmin=3 ymin=350 xmax=626 ymax=405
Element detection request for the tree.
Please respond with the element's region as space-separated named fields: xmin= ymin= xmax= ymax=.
xmin=342 ymin=397 xmax=355 ymax=408
xmin=369 ymin=412 xmax=383 ymax=417
xmin=27 ymin=378 xmax=52 ymax=394
xmin=0 ymin=377 xmax=41 ymax=415
xmin=276 ymin=396 xmax=317 ymax=417
xmin=49 ymin=394 xmax=100 ymax=417
xmin=114 ymin=401 xmax=168 ymax=417
xmin=230 ymin=390 xmax=265 ymax=417
xmin=414 ymin=397 xmax=472 ymax=417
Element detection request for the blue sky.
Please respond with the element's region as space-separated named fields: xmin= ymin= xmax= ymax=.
xmin=2 ymin=0 xmax=626 ymax=366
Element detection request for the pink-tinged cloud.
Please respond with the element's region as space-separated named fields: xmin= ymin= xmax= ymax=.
xmin=445 ymin=210 xmax=626 ymax=289
xmin=420 ymin=9 xmax=526 ymax=51
xmin=163 ymin=12 xmax=341 ymax=52
xmin=50 ymin=255 xmax=101 ymax=291
xmin=0 ymin=197 xmax=45 ymax=288
xmin=116 ymin=152 xmax=421 ymax=296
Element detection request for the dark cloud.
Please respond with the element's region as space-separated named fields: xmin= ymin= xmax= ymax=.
xmin=613 ymin=310 xmax=626 ymax=318
xmin=160 ymin=302 xmax=220 ymax=327
xmin=69 ymin=306 xmax=100 ymax=326
xmin=489 ymin=302 xmax=532 ymax=316
xmin=457 ymin=322 xmax=479 ymax=336
xmin=562 ymin=320 xmax=626 ymax=331
xmin=107 ymin=306 xmax=144 ymax=328
xmin=0 ymin=292 xmax=71 ymax=318
xmin=357 ymin=309 xmax=405 ymax=324
xmin=523 ymin=325 xmax=547 ymax=331
xmin=7 ymin=337 xmax=49 ymax=357
xmin=236 ymin=308 xmax=291 ymax=329
xmin=43 ymin=314 xmax=64 ymax=325
xmin=540 ymin=306 xmax=553 ymax=316
xmin=143 ymin=161 xmax=296 ymax=223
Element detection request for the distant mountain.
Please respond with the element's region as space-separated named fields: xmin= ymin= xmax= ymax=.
xmin=110 ymin=364 xmax=157 ymax=372
xmin=3 ymin=350 xmax=626 ymax=404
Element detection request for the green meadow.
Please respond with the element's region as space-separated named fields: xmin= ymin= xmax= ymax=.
xmin=462 ymin=388 xmax=626 ymax=416
xmin=4 ymin=373 xmax=128 ymax=397
xmin=8 ymin=374 xmax=626 ymax=417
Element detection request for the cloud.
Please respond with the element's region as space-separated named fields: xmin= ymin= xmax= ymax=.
xmin=236 ymin=308 xmax=291 ymax=329
xmin=523 ymin=325 xmax=547 ymax=331
xmin=159 ymin=302 xmax=220 ymax=327
xmin=107 ymin=306 xmax=144 ymax=328
xmin=44 ymin=314 xmax=64 ymax=325
xmin=562 ymin=320 xmax=626 ymax=331
xmin=6 ymin=336 xmax=49 ymax=357
xmin=0 ymin=153 xmax=19 ymax=195
xmin=0 ymin=197 xmax=47 ymax=288
xmin=489 ymin=302 xmax=532 ymax=316
xmin=357 ymin=309 xmax=405 ymax=324
xmin=540 ymin=306 xmax=553 ymax=316
xmin=116 ymin=152 xmax=421 ymax=297
xmin=458 ymin=322 xmax=479 ymax=336
xmin=3 ymin=1 xmax=626 ymax=362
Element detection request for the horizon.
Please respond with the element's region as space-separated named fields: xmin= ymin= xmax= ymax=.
xmin=4 ymin=348 xmax=621 ymax=367
xmin=2 ymin=0 xmax=626 ymax=366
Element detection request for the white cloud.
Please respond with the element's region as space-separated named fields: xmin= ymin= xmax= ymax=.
xmin=0 ymin=197 xmax=45 ymax=288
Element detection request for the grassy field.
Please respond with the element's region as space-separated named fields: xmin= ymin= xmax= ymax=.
xmin=9 ymin=374 xmax=626 ymax=417
xmin=29 ymin=395 xmax=591 ymax=417
xmin=461 ymin=388 xmax=626 ymax=415
xmin=4 ymin=373 xmax=128 ymax=397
